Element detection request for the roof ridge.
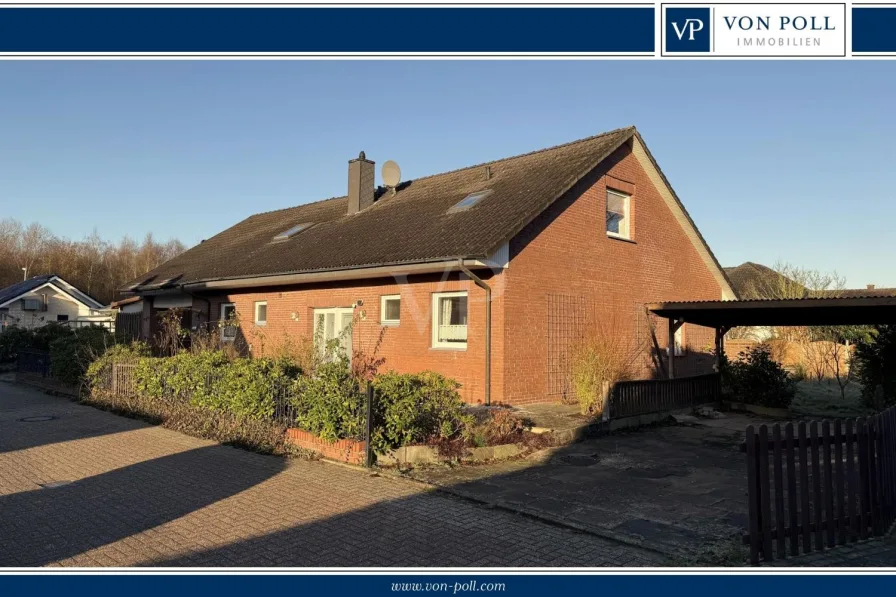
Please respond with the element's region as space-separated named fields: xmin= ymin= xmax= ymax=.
xmin=404 ymin=125 xmax=636 ymax=185
xmin=247 ymin=127 xmax=636 ymax=219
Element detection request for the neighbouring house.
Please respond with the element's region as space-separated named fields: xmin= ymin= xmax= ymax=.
xmin=121 ymin=126 xmax=736 ymax=405
xmin=0 ymin=275 xmax=113 ymax=331
xmin=722 ymin=261 xmax=896 ymax=376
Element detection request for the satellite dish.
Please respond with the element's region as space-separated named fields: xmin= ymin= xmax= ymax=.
xmin=382 ymin=160 xmax=401 ymax=188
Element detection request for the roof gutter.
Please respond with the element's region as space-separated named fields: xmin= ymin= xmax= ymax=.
xmin=457 ymin=259 xmax=491 ymax=407
xmin=175 ymin=259 xmax=494 ymax=292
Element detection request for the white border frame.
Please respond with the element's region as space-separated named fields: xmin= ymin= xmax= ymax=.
xmin=431 ymin=290 xmax=468 ymax=350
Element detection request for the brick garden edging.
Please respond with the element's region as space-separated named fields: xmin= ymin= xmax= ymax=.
xmin=285 ymin=428 xmax=367 ymax=465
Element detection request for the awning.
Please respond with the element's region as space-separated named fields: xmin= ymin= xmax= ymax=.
xmin=648 ymin=296 xmax=896 ymax=328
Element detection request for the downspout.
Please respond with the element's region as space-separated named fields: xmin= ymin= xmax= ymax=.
xmin=457 ymin=259 xmax=491 ymax=406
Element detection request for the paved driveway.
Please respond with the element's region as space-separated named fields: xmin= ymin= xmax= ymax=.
xmin=0 ymin=382 xmax=662 ymax=567
xmin=410 ymin=414 xmax=766 ymax=556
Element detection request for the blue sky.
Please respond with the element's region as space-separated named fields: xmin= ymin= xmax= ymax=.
xmin=0 ymin=61 xmax=893 ymax=287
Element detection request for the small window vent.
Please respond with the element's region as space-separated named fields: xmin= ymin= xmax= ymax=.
xmin=448 ymin=189 xmax=493 ymax=214
xmin=272 ymin=223 xmax=313 ymax=243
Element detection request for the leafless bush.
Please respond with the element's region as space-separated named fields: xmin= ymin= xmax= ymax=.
xmin=569 ymin=313 xmax=645 ymax=416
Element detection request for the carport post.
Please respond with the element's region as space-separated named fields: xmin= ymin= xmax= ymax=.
xmin=714 ymin=327 xmax=725 ymax=372
xmin=667 ymin=318 xmax=682 ymax=379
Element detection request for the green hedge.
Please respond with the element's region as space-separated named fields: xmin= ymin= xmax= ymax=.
xmin=89 ymin=347 xmax=471 ymax=452
xmin=290 ymin=357 xmax=471 ymax=452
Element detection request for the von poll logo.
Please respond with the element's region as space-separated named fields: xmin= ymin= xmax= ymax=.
xmin=666 ymin=7 xmax=710 ymax=52
xmin=663 ymin=4 xmax=846 ymax=57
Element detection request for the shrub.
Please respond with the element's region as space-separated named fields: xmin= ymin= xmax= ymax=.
xmin=49 ymin=326 xmax=116 ymax=386
xmin=853 ymin=325 xmax=896 ymax=409
xmin=725 ymin=344 xmax=796 ymax=408
xmin=0 ymin=326 xmax=35 ymax=363
xmin=371 ymin=370 xmax=472 ymax=452
xmin=569 ymin=328 xmax=639 ymax=416
xmin=291 ymin=357 xmax=365 ymax=442
xmin=464 ymin=408 xmax=530 ymax=447
xmin=29 ymin=323 xmax=75 ymax=351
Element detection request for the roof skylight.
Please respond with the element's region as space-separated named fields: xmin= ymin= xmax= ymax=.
xmin=272 ymin=223 xmax=313 ymax=242
xmin=448 ymin=189 xmax=493 ymax=214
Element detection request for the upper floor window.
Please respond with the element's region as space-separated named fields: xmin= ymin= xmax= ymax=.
xmin=606 ymin=189 xmax=631 ymax=239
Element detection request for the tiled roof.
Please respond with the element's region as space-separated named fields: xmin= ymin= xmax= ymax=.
xmin=723 ymin=262 xmax=800 ymax=299
xmin=724 ymin=262 xmax=896 ymax=301
xmin=126 ymin=126 xmax=723 ymax=291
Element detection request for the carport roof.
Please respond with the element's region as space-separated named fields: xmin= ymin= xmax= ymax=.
xmin=648 ymin=295 xmax=896 ymax=328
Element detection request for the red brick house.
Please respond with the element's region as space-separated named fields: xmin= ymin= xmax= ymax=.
xmin=123 ymin=127 xmax=735 ymax=405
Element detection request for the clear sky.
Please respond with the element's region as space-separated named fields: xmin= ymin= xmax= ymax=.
xmin=0 ymin=61 xmax=893 ymax=287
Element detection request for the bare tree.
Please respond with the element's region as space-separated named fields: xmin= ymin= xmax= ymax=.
xmin=0 ymin=218 xmax=186 ymax=305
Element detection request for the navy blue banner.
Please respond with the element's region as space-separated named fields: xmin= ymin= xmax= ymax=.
xmin=0 ymin=7 xmax=654 ymax=54
xmin=853 ymin=6 xmax=896 ymax=53
xmin=3 ymin=574 xmax=896 ymax=596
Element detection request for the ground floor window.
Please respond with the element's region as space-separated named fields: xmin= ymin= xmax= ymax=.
xmin=432 ymin=291 xmax=468 ymax=349
xmin=314 ymin=307 xmax=353 ymax=361
xmin=220 ymin=303 xmax=237 ymax=342
xmin=380 ymin=294 xmax=401 ymax=326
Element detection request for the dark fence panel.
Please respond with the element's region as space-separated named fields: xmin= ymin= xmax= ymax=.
xmin=609 ymin=373 xmax=721 ymax=419
xmin=115 ymin=312 xmax=141 ymax=341
xmin=17 ymin=349 xmax=51 ymax=377
xmin=743 ymin=406 xmax=896 ymax=565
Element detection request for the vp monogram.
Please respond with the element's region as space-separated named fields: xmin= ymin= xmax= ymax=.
xmin=671 ymin=18 xmax=705 ymax=41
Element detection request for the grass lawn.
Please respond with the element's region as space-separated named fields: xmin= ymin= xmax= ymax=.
xmin=789 ymin=380 xmax=873 ymax=419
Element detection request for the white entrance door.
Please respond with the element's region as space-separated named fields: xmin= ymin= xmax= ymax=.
xmin=313 ymin=307 xmax=354 ymax=361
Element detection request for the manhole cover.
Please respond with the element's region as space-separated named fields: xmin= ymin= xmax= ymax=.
xmin=18 ymin=415 xmax=56 ymax=422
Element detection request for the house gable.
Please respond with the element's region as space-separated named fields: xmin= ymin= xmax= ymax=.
xmin=0 ymin=277 xmax=104 ymax=311
xmin=501 ymin=140 xmax=730 ymax=403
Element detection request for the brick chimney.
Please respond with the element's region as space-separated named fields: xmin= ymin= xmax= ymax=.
xmin=347 ymin=151 xmax=375 ymax=215
xmin=868 ymin=284 xmax=876 ymax=290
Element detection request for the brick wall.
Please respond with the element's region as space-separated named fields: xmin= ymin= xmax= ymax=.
xmin=198 ymin=271 xmax=502 ymax=405
xmin=285 ymin=428 xmax=367 ymax=465
xmin=502 ymin=140 xmax=725 ymax=404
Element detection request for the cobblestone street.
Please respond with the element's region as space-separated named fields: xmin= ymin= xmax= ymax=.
xmin=0 ymin=382 xmax=663 ymax=567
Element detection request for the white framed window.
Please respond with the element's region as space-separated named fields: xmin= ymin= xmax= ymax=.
xmin=432 ymin=291 xmax=468 ymax=349
xmin=220 ymin=303 xmax=237 ymax=342
xmin=380 ymin=295 xmax=401 ymax=326
xmin=254 ymin=301 xmax=267 ymax=326
xmin=314 ymin=307 xmax=353 ymax=362
xmin=606 ymin=189 xmax=631 ymax=239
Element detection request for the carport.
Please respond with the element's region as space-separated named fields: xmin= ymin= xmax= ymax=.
xmin=647 ymin=296 xmax=896 ymax=378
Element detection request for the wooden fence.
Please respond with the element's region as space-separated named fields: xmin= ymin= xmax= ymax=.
xmin=608 ymin=373 xmax=721 ymax=419
xmin=743 ymin=406 xmax=896 ymax=565
xmin=115 ymin=312 xmax=141 ymax=342
xmin=110 ymin=362 xmax=137 ymax=397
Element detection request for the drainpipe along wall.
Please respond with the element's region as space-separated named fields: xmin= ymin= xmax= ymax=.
xmin=457 ymin=259 xmax=491 ymax=406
